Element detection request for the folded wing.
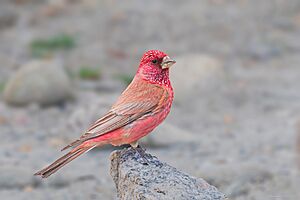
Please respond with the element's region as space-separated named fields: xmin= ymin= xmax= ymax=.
xmin=62 ymin=77 xmax=168 ymax=151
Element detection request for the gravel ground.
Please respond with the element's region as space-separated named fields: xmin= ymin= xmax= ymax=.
xmin=0 ymin=0 xmax=300 ymax=199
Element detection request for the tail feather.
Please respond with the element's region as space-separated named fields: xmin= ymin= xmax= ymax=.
xmin=61 ymin=139 xmax=82 ymax=151
xmin=34 ymin=145 xmax=95 ymax=178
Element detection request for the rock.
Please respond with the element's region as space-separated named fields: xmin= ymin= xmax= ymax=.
xmin=296 ymin=121 xmax=300 ymax=169
xmin=0 ymin=166 xmax=40 ymax=189
xmin=170 ymin=54 xmax=223 ymax=104
xmin=0 ymin=7 xmax=18 ymax=30
xmin=225 ymin=166 xmax=273 ymax=198
xmin=13 ymin=0 xmax=47 ymax=4
xmin=110 ymin=148 xmax=227 ymax=200
xmin=77 ymin=78 xmax=124 ymax=93
xmin=140 ymin=123 xmax=197 ymax=148
xmin=3 ymin=60 xmax=73 ymax=106
xmin=246 ymin=41 xmax=281 ymax=61
xmin=198 ymin=163 xmax=273 ymax=198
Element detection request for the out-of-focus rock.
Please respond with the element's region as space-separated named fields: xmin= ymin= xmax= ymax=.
xmin=110 ymin=148 xmax=227 ymax=200
xmin=296 ymin=121 xmax=300 ymax=169
xmin=77 ymin=78 xmax=124 ymax=93
xmin=247 ymin=41 xmax=281 ymax=61
xmin=198 ymin=163 xmax=237 ymax=187
xmin=140 ymin=123 xmax=197 ymax=147
xmin=171 ymin=54 xmax=224 ymax=104
xmin=3 ymin=60 xmax=73 ymax=106
xmin=0 ymin=8 xmax=18 ymax=30
xmin=198 ymin=163 xmax=273 ymax=198
xmin=0 ymin=166 xmax=40 ymax=189
xmin=225 ymin=166 xmax=273 ymax=198
xmin=39 ymin=0 xmax=71 ymax=17
xmin=13 ymin=0 xmax=46 ymax=4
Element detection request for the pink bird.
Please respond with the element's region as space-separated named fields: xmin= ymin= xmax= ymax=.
xmin=35 ymin=50 xmax=176 ymax=178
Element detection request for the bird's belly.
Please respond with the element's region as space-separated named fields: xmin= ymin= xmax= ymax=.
xmin=107 ymin=110 xmax=169 ymax=146
xmin=91 ymin=91 xmax=173 ymax=147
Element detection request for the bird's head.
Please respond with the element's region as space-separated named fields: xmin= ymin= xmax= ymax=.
xmin=137 ymin=50 xmax=176 ymax=85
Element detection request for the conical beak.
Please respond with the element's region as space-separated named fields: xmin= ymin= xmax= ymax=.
xmin=161 ymin=56 xmax=176 ymax=69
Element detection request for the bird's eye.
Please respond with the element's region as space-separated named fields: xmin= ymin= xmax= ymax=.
xmin=151 ymin=59 xmax=158 ymax=64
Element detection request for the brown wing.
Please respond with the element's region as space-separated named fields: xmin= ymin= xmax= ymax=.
xmin=62 ymin=76 xmax=168 ymax=150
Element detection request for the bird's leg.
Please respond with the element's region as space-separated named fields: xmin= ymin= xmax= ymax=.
xmin=130 ymin=141 xmax=149 ymax=165
xmin=137 ymin=144 xmax=146 ymax=152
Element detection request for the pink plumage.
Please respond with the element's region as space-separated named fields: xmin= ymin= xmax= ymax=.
xmin=34 ymin=50 xmax=176 ymax=178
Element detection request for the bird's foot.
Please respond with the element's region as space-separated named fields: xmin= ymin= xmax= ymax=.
xmin=137 ymin=145 xmax=146 ymax=153
xmin=134 ymin=145 xmax=149 ymax=165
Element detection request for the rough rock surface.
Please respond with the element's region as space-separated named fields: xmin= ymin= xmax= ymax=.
xmin=110 ymin=148 xmax=226 ymax=200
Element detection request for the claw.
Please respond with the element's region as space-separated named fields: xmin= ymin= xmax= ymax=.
xmin=134 ymin=145 xmax=149 ymax=165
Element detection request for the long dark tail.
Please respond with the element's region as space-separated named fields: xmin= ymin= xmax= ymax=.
xmin=34 ymin=145 xmax=95 ymax=178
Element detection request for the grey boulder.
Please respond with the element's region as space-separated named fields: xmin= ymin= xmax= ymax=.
xmin=110 ymin=148 xmax=227 ymax=200
xmin=4 ymin=60 xmax=73 ymax=106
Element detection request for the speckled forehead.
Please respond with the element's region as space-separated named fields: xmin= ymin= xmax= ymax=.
xmin=141 ymin=50 xmax=167 ymax=63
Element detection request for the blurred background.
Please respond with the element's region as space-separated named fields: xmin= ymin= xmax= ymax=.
xmin=0 ymin=0 xmax=300 ymax=199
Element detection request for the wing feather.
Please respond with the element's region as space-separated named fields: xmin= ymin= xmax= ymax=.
xmin=62 ymin=77 xmax=168 ymax=150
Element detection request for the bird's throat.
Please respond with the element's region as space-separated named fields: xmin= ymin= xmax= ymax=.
xmin=139 ymin=68 xmax=171 ymax=87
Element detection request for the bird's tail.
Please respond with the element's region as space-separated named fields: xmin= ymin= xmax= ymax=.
xmin=34 ymin=144 xmax=96 ymax=178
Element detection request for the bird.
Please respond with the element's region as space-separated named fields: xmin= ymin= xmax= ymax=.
xmin=34 ymin=50 xmax=176 ymax=178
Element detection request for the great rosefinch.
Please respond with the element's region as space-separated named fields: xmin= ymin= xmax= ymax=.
xmin=34 ymin=50 xmax=176 ymax=178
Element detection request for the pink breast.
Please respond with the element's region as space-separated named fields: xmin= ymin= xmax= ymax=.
xmin=91 ymin=88 xmax=173 ymax=146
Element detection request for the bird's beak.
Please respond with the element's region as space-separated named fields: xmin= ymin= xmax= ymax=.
xmin=161 ymin=56 xmax=176 ymax=69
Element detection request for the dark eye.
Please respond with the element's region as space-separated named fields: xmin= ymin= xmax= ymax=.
xmin=151 ymin=59 xmax=158 ymax=64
